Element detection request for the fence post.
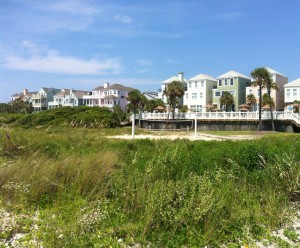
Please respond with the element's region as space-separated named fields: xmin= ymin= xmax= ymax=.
xmin=132 ymin=114 xmax=135 ymax=140
xmin=194 ymin=113 xmax=197 ymax=138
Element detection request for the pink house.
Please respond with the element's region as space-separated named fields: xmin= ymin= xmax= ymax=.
xmin=83 ymin=82 xmax=135 ymax=110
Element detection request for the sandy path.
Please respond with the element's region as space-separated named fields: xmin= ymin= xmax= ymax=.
xmin=108 ymin=133 xmax=259 ymax=141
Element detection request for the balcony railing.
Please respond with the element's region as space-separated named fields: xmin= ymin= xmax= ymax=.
xmin=141 ymin=111 xmax=300 ymax=126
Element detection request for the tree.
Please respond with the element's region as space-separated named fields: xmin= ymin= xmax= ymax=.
xmin=11 ymin=99 xmax=34 ymax=114
xmin=262 ymin=93 xmax=275 ymax=107
xmin=0 ymin=103 xmax=14 ymax=113
xmin=163 ymin=81 xmax=185 ymax=119
xmin=126 ymin=89 xmax=144 ymax=126
xmin=112 ymin=105 xmax=128 ymax=126
xmin=250 ymin=67 xmax=270 ymax=131
xmin=146 ymin=98 xmax=166 ymax=112
xmin=179 ymin=105 xmax=188 ymax=113
xmin=293 ymin=100 xmax=300 ymax=114
xmin=219 ymin=91 xmax=234 ymax=111
xmin=246 ymin=94 xmax=257 ymax=111
xmin=264 ymin=74 xmax=279 ymax=131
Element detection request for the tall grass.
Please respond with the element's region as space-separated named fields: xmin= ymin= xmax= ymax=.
xmin=0 ymin=127 xmax=299 ymax=246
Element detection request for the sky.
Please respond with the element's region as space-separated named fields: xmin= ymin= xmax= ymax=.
xmin=1 ymin=0 xmax=300 ymax=102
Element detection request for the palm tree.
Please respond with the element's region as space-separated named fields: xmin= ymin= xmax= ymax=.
xmin=293 ymin=100 xmax=300 ymax=114
xmin=126 ymin=89 xmax=143 ymax=125
xmin=262 ymin=93 xmax=275 ymax=107
xmin=163 ymin=80 xmax=185 ymax=119
xmin=219 ymin=91 xmax=234 ymax=111
xmin=264 ymin=74 xmax=279 ymax=131
xmin=250 ymin=67 xmax=270 ymax=131
xmin=246 ymin=94 xmax=257 ymax=111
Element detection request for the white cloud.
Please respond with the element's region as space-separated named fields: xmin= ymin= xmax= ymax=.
xmin=134 ymin=59 xmax=153 ymax=73
xmin=165 ymin=58 xmax=179 ymax=64
xmin=46 ymin=0 xmax=99 ymax=16
xmin=4 ymin=53 xmax=122 ymax=75
xmin=137 ymin=59 xmax=153 ymax=66
xmin=111 ymin=14 xmax=133 ymax=24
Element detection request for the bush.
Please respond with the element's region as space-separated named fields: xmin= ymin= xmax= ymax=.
xmin=16 ymin=106 xmax=123 ymax=128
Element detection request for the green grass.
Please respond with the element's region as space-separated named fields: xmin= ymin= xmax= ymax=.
xmin=0 ymin=126 xmax=300 ymax=247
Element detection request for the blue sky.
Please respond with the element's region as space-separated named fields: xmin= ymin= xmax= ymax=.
xmin=1 ymin=0 xmax=300 ymax=102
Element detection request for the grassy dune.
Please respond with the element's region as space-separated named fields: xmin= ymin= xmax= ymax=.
xmin=0 ymin=126 xmax=299 ymax=247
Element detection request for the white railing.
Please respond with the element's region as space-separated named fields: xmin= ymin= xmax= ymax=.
xmin=141 ymin=111 xmax=300 ymax=126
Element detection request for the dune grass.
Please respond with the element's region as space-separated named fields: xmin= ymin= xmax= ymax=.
xmin=0 ymin=126 xmax=299 ymax=247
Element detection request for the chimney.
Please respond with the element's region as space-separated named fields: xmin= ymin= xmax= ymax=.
xmin=104 ymin=82 xmax=110 ymax=88
xmin=178 ymin=72 xmax=184 ymax=82
xmin=23 ymin=88 xmax=28 ymax=96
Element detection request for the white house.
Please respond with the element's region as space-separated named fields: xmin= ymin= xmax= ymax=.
xmin=48 ymin=89 xmax=90 ymax=109
xmin=11 ymin=89 xmax=37 ymax=103
xmin=158 ymin=72 xmax=187 ymax=105
xmin=31 ymin=87 xmax=61 ymax=111
xmin=284 ymin=77 xmax=300 ymax=110
xmin=82 ymin=82 xmax=134 ymax=110
xmin=184 ymin=73 xmax=217 ymax=112
xmin=246 ymin=67 xmax=288 ymax=111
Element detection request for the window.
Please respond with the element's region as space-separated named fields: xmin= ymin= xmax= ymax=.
xmin=118 ymin=100 xmax=120 ymax=105
xmin=121 ymin=96 xmax=125 ymax=98
xmin=293 ymin=89 xmax=297 ymax=97
xmin=200 ymin=92 xmax=203 ymax=99
xmin=195 ymin=82 xmax=198 ymax=88
xmin=191 ymin=105 xmax=202 ymax=112
xmin=215 ymin=91 xmax=221 ymax=97
xmin=192 ymin=93 xmax=197 ymax=99
xmin=201 ymin=81 xmax=204 ymax=87
xmin=189 ymin=82 xmax=192 ymax=88
xmin=218 ymin=80 xmax=222 ymax=87
xmin=186 ymin=93 xmax=188 ymax=99
xmin=114 ymin=90 xmax=117 ymax=94
xmin=225 ymin=79 xmax=228 ymax=86
xmin=286 ymin=89 xmax=291 ymax=97
xmin=230 ymin=79 xmax=234 ymax=86
xmin=229 ymin=90 xmax=236 ymax=96
xmin=249 ymin=89 xmax=253 ymax=94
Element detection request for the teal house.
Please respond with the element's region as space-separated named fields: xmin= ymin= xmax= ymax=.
xmin=212 ymin=71 xmax=251 ymax=111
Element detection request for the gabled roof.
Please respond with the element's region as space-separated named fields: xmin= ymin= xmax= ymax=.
xmin=265 ymin=67 xmax=285 ymax=77
xmin=40 ymin=87 xmax=60 ymax=94
xmin=143 ymin=91 xmax=158 ymax=100
xmin=284 ymin=78 xmax=300 ymax=88
xmin=55 ymin=89 xmax=71 ymax=96
xmin=11 ymin=93 xmax=22 ymax=97
xmin=104 ymin=84 xmax=134 ymax=92
xmin=188 ymin=73 xmax=216 ymax=82
xmin=93 ymin=86 xmax=104 ymax=91
xmin=162 ymin=75 xmax=187 ymax=84
xmin=217 ymin=70 xmax=250 ymax=80
xmin=54 ymin=89 xmax=88 ymax=98
xmin=72 ymin=90 xmax=90 ymax=98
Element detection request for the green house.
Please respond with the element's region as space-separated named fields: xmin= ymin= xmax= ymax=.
xmin=212 ymin=71 xmax=251 ymax=111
